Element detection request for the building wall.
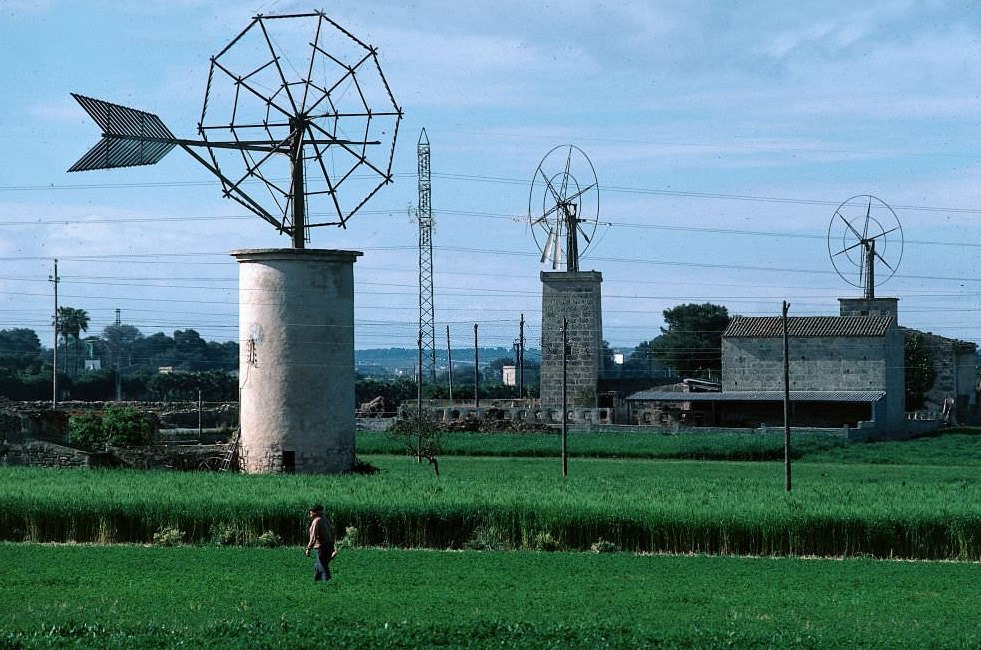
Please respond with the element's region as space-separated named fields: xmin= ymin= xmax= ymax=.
xmin=722 ymin=326 xmax=905 ymax=433
xmin=838 ymin=297 xmax=899 ymax=319
xmin=723 ymin=335 xmax=893 ymax=392
xmin=539 ymin=271 xmax=603 ymax=408
xmin=910 ymin=330 xmax=978 ymax=416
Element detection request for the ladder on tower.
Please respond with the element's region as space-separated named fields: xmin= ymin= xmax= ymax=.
xmin=219 ymin=428 xmax=241 ymax=472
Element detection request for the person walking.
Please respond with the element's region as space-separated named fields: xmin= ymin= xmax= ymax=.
xmin=305 ymin=504 xmax=336 ymax=582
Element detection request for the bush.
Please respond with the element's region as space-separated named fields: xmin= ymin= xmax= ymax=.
xmin=466 ymin=525 xmax=509 ymax=551
xmin=210 ymin=523 xmax=241 ymax=547
xmin=68 ymin=413 xmax=105 ymax=448
xmin=590 ymin=538 xmax=618 ymax=554
xmin=103 ymin=407 xmax=157 ymax=446
xmin=255 ymin=531 xmax=281 ymax=548
xmin=529 ymin=531 xmax=561 ymax=552
xmin=69 ymin=407 xmax=158 ymax=449
xmin=337 ymin=525 xmax=360 ymax=549
xmin=152 ymin=526 xmax=184 ymax=547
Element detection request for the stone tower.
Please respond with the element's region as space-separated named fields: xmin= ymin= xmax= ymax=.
xmin=232 ymin=248 xmax=361 ymax=474
xmin=539 ymin=271 xmax=603 ymax=408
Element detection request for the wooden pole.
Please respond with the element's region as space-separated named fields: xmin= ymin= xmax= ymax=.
xmin=518 ymin=313 xmax=525 ymax=398
xmin=50 ymin=259 xmax=59 ymax=408
xmin=561 ymin=316 xmax=568 ymax=477
xmin=782 ymin=301 xmax=792 ymax=492
xmin=473 ymin=323 xmax=479 ymax=408
xmin=446 ymin=326 xmax=453 ymax=401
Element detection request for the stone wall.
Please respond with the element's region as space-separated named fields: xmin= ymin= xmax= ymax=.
xmin=540 ymin=271 xmax=603 ymax=408
xmin=430 ymin=405 xmax=613 ymax=429
xmin=723 ymin=335 xmax=896 ymax=392
xmin=0 ymin=403 xmax=69 ymax=445
xmin=1 ymin=441 xmax=96 ymax=468
xmin=907 ymin=329 xmax=977 ymax=420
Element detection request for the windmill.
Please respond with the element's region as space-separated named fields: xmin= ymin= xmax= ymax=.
xmin=828 ymin=194 xmax=904 ymax=300
xmin=528 ymin=145 xmax=600 ymax=272
xmin=69 ymin=11 xmax=402 ymax=249
xmin=529 ymin=146 xmax=605 ymax=411
xmin=67 ymin=11 xmax=402 ymax=474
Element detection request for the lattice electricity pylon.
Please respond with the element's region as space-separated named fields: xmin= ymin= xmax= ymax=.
xmin=69 ymin=11 xmax=402 ymax=249
xmin=417 ymin=128 xmax=436 ymax=383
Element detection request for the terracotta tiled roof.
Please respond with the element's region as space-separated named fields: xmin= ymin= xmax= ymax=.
xmin=724 ymin=316 xmax=893 ymax=338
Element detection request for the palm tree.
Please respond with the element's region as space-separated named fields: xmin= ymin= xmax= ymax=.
xmin=56 ymin=307 xmax=90 ymax=376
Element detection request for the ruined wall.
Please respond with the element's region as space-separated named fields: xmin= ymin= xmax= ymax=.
xmin=907 ymin=329 xmax=977 ymax=417
xmin=1 ymin=441 xmax=94 ymax=468
xmin=539 ymin=271 xmax=603 ymax=408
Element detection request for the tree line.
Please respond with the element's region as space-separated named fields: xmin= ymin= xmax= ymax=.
xmin=0 ymin=307 xmax=238 ymax=402
xmin=3 ymin=302 xmax=808 ymax=406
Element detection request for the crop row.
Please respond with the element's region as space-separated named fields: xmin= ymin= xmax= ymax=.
xmin=3 ymin=545 xmax=980 ymax=649
xmin=2 ymin=454 xmax=979 ymax=559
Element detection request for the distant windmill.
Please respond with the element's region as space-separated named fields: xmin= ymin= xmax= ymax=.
xmin=69 ymin=11 xmax=402 ymax=249
xmin=828 ymin=194 xmax=904 ymax=300
xmin=527 ymin=145 xmax=600 ymax=272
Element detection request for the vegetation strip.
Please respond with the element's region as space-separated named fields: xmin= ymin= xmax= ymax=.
xmin=1 ymin=544 xmax=978 ymax=649
xmin=2 ymin=444 xmax=979 ymax=559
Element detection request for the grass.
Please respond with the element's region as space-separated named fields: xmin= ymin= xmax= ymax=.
xmin=1 ymin=544 xmax=979 ymax=648
xmin=2 ymin=442 xmax=980 ymax=558
xmin=358 ymin=427 xmax=854 ymax=460
xmin=361 ymin=428 xmax=981 ymax=464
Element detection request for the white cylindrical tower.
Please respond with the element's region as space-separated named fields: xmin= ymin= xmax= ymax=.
xmin=232 ymin=248 xmax=362 ymax=474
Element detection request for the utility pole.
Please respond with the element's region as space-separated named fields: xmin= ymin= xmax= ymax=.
xmin=561 ymin=317 xmax=568 ymax=477
xmin=473 ymin=323 xmax=479 ymax=408
xmin=417 ymin=128 xmax=436 ymax=384
xmin=446 ymin=325 xmax=453 ymax=401
xmin=114 ymin=308 xmax=122 ymax=401
xmin=518 ymin=313 xmax=525 ymax=399
xmin=49 ymin=259 xmax=60 ymax=408
xmin=782 ymin=301 xmax=792 ymax=492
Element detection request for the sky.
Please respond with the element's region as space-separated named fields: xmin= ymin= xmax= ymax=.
xmin=2 ymin=0 xmax=981 ymax=354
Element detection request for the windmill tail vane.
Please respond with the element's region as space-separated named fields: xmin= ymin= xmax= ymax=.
xmin=68 ymin=94 xmax=178 ymax=172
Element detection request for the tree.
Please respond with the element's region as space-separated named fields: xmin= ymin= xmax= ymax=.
xmin=905 ymin=332 xmax=937 ymax=411
xmin=0 ymin=328 xmax=42 ymax=371
xmin=102 ymin=323 xmax=143 ymax=372
xmin=173 ymin=329 xmax=210 ymax=371
xmin=56 ymin=307 xmax=89 ymax=376
xmin=68 ymin=406 xmax=158 ymax=448
xmin=648 ymin=303 xmax=730 ymax=378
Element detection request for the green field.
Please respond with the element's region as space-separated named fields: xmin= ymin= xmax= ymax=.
xmin=2 ymin=431 xmax=979 ymax=647
xmin=361 ymin=428 xmax=981 ymax=464
xmin=2 ymin=432 xmax=980 ymax=558
xmin=1 ymin=544 xmax=979 ymax=648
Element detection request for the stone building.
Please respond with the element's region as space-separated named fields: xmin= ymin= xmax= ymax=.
xmin=838 ymin=297 xmax=977 ymax=422
xmin=721 ymin=312 xmax=905 ymax=434
xmin=539 ymin=271 xmax=603 ymax=408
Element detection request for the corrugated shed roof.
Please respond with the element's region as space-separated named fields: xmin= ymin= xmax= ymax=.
xmin=724 ymin=316 xmax=893 ymax=338
xmin=626 ymin=390 xmax=885 ymax=403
